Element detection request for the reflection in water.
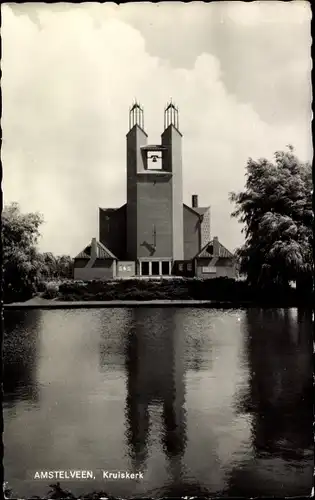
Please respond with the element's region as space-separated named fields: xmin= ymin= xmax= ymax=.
xmin=228 ymin=308 xmax=313 ymax=497
xmin=99 ymin=309 xmax=133 ymax=372
xmin=3 ymin=307 xmax=313 ymax=498
xmin=4 ymin=310 xmax=42 ymax=405
xmin=124 ymin=308 xmax=187 ymax=482
xmin=4 ymin=309 xmax=131 ymax=499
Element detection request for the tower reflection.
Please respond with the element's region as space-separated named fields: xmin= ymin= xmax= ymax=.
xmin=124 ymin=308 xmax=187 ymax=479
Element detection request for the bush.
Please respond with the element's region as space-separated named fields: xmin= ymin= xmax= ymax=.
xmin=56 ymin=278 xmax=213 ymax=301
xmin=42 ymin=281 xmax=60 ymax=299
xmin=50 ymin=276 xmax=313 ymax=305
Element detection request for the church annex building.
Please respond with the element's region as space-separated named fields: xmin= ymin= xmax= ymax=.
xmin=74 ymin=102 xmax=237 ymax=280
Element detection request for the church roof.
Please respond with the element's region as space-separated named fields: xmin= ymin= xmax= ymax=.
xmin=101 ymin=204 xmax=209 ymax=217
xmin=100 ymin=204 xmax=126 ymax=214
xmin=75 ymin=240 xmax=117 ymax=260
xmin=193 ymin=207 xmax=209 ymax=216
xmin=183 ymin=203 xmax=209 ymax=218
xmin=75 ymin=248 xmax=91 ymax=259
xmin=195 ymin=238 xmax=234 ymax=259
xmin=100 ymin=207 xmax=119 ymax=213
xmin=141 ymin=145 xmax=168 ymax=151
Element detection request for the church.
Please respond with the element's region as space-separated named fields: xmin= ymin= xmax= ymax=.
xmin=73 ymin=102 xmax=237 ymax=280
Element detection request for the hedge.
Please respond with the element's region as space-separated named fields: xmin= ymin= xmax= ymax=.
xmin=40 ymin=277 xmax=313 ymax=306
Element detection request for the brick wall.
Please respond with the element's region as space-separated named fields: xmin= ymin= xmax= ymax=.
xmin=136 ymin=174 xmax=173 ymax=258
xmin=74 ymin=258 xmax=89 ymax=269
xmin=73 ymin=260 xmax=115 ymax=280
xmin=196 ymin=257 xmax=237 ymax=279
xmin=126 ymin=124 xmax=148 ymax=260
xmin=99 ymin=205 xmax=126 ymax=259
xmin=183 ymin=205 xmax=200 ymax=260
xmin=161 ymin=125 xmax=184 ymax=260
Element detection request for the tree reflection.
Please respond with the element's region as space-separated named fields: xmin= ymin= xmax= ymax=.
xmin=4 ymin=310 xmax=42 ymax=404
xmin=228 ymin=308 xmax=313 ymax=496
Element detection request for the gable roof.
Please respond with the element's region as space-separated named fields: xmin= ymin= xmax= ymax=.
xmin=75 ymin=248 xmax=91 ymax=259
xmin=97 ymin=241 xmax=117 ymax=259
xmin=100 ymin=203 xmax=209 ymax=218
xmin=183 ymin=203 xmax=210 ymax=218
xmin=193 ymin=207 xmax=209 ymax=216
xmin=99 ymin=204 xmax=126 ymax=214
xmin=195 ymin=238 xmax=234 ymax=259
xmin=75 ymin=240 xmax=118 ymax=260
xmin=100 ymin=208 xmax=118 ymax=214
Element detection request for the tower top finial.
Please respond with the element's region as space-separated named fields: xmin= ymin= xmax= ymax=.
xmin=129 ymin=100 xmax=144 ymax=131
xmin=164 ymin=100 xmax=179 ymax=130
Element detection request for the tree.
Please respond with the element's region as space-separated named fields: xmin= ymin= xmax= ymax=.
xmin=230 ymin=146 xmax=313 ymax=291
xmin=40 ymin=253 xmax=73 ymax=279
xmin=42 ymin=252 xmax=57 ymax=278
xmin=2 ymin=202 xmax=45 ymax=302
xmin=2 ymin=203 xmax=74 ymax=302
xmin=55 ymin=255 xmax=73 ymax=279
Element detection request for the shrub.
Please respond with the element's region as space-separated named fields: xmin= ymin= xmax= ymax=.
xmin=36 ymin=280 xmax=47 ymax=293
xmin=42 ymin=281 xmax=60 ymax=299
xmin=53 ymin=276 xmax=311 ymax=305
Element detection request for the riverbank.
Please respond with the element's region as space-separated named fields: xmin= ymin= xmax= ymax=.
xmin=4 ymin=296 xmax=313 ymax=311
xmin=4 ymin=297 xmax=251 ymax=309
xmin=4 ymin=277 xmax=313 ymax=309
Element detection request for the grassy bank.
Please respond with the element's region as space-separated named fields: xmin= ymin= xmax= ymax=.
xmin=39 ymin=277 xmax=313 ymax=307
xmin=3 ymin=482 xmax=116 ymax=500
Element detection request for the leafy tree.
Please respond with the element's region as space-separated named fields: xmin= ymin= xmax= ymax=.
xmin=55 ymin=255 xmax=73 ymax=278
xmin=230 ymin=146 xmax=313 ymax=291
xmin=41 ymin=252 xmax=57 ymax=278
xmin=40 ymin=253 xmax=73 ymax=279
xmin=2 ymin=203 xmax=74 ymax=302
xmin=2 ymin=202 xmax=45 ymax=302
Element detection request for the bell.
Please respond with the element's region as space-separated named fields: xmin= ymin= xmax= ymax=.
xmin=152 ymin=156 xmax=157 ymax=163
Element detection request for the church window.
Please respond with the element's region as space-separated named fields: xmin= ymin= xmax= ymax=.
xmin=162 ymin=261 xmax=170 ymax=275
xmin=187 ymin=263 xmax=192 ymax=271
xmin=142 ymin=262 xmax=149 ymax=276
xmin=152 ymin=261 xmax=159 ymax=275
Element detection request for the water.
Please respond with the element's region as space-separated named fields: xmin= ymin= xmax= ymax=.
xmin=3 ymin=307 xmax=313 ymax=498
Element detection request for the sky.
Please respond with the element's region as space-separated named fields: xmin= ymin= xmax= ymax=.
xmin=2 ymin=1 xmax=312 ymax=257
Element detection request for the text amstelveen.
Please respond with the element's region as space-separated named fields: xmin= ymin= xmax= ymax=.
xmin=34 ymin=470 xmax=144 ymax=480
xmin=34 ymin=471 xmax=95 ymax=480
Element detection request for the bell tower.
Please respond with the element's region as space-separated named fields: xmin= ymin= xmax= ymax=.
xmin=161 ymin=101 xmax=184 ymax=261
xmin=126 ymin=101 xmax=184 ymax=274
xmin=126 ymin=101 xmax=148 ymax=260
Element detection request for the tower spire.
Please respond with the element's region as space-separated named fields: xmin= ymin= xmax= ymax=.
xmin=164 ymin=100 xmax=179 ymax=130
xmin=129 ymin=100 xmax=144 ymax=130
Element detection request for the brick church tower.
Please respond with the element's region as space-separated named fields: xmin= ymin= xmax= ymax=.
xmin=126 ymin=101 xmax=184 ymax=275
xmin=75 ymin=101 xmax=236 ymax=281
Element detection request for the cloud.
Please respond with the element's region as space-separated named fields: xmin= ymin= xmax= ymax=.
xmin=117 ymin=1 xmax=312 ymax=125
xmin=2 ymin=3 xmax=312 ymax=256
